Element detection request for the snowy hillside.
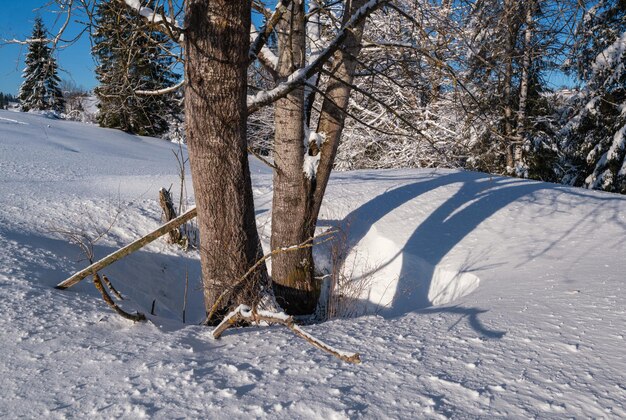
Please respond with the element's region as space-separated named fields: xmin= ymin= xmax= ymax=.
xmin=1 ymin=110 xmax=625 ymax=417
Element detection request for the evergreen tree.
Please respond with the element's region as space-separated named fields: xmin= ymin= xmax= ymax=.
xmin=92 ymin=0 xmax=180 ymax=136
xmin=461 ymin=0 xmax=557 ymax=177
xmin=562 ymin=0 xmax=626 ymax=193
xmin=18 ymin=18 xmax=64 ymax=112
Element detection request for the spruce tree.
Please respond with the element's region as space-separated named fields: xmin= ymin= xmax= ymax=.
xmin=92 ymin=0 xmax=179 ymax=136
xmin=562 ymin=0 xmax=626 ymax=193
xmin=18 ymin=18 xmax=64 ymax=112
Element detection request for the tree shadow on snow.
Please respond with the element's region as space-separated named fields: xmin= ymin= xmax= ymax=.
xmin=0 ymin=228 xmax=205 ymax=325
xmin=327 ymin=171 xmax=561 ymax=338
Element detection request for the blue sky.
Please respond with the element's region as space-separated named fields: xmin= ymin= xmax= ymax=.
xmin=0 ymin=1 xmax=98 ymax=95
xmin=0 ymin=1 xmax=265 ymax=96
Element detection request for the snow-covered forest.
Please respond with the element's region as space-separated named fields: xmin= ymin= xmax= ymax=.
xmin=1 ymin=0 xmax=625 ymax=417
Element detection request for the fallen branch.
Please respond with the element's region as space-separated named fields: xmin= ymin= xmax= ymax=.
xmin=56 ymin=206 xmax=197 ymax=290
xmin=213 ymin=305 xmax=361 ymax=364
xmin=102 ymin=274 xmax=123 ymax=300
xmin=93 ymin=272 xmax=146 ymax=322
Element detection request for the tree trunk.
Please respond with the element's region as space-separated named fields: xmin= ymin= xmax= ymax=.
xmin=503 ymin=0 xmax=518 ymax=173
xmin=516 ymin=0 xmax=535 ymax=170
xmin=270 ymin=0 xmax=317 ymax=315
xmin=268 ymin=0 xmax=372 ymax=315
xmin=269 ymin=0 xmax=369 ymax=315
xmin=430 ymin=0 xmax=452 ymax=101
xmin=311 ymin=0 xmax=368 ymax=226
xmin=184 ymin=0 xmax=266 ymax=315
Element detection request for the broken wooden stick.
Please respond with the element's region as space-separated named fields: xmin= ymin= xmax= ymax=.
xmin=55 ymin=206 xmax=197 ymax=290
xmin=93 ymin=271 xmax=146 ymax=322
xmin=159 ymin=187 xmax=183 ymax=244
xmin=212 ymin=305 xmax=361 ymax=364
xmin=102 ymin=274 xmax=123 ymax=300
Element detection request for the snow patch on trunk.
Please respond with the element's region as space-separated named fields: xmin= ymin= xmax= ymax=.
xmin=303 ymin=128 xmax=325 ymax=179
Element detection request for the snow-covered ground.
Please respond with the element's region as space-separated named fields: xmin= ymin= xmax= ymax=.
xmin=1 ymin=109 xmax=625 ymax=418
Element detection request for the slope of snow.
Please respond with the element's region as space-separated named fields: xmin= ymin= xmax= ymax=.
xmin=1 ymin=110 xmax=625 ymax=417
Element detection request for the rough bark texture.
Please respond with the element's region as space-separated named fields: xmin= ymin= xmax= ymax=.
xmin=184 ymin=0 xmax=266 ymax=314
xmin=159 ymin=188 xmax=183 ymax=244
xmin=311 ymin=0 xmax=368 ymax=226
xmin=270 ymin=0 xmax=318 ymax=315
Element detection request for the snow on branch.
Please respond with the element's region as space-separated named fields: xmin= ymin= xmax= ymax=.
xmin=122 ymin=0 xmax=184 ymax=43
xmin=3 ymin=1 xmax=72 ymax=47
xmin=212 ymin=305 xmax=361 ymax=364
xmin=2 ymin=38 xmax=50 ymax=45
xmin=249 ymin=0 xmax=291 ymax=65
xmin=136 ymin=79 xmax=185 ymax=96
xmin=247 ymin=0 xmax=388 ymax=113
xmin=250 ymin=25 xmax=279 ymax=71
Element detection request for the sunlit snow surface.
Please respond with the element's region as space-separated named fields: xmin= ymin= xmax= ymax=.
xmin=1 ymin=110 xmax=625 ymax=417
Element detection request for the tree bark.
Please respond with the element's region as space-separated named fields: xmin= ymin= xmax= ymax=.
xmin=159 ymin=188 xmax=183 ymax=244
xmin=268 ymin=0 xmax=370 ymax=315
xmin=503 ymin=0 xmax=518 ymax=173
xmin=270 ymin=0 xmax=317 ymax=315
xmin=516 ymin=0 xmax=535 ymax=169
xmin=311 ymin=0 xmax=368 ymax=226
xmin=184 ymin=0 xmax=266 ymax=315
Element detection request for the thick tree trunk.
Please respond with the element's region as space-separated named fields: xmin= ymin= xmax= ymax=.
xmin=270 ymin=0 xmax=317 ymax=315
xmin=184 ymin=0 xmax=266 ymax=315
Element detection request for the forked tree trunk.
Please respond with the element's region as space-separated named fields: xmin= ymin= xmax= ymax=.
xmin=270 ymin=0 xmax=317 ymax=315
xmin=270 ymin=0 xmax=369 ymax=314
xmin=184 ymin=0 xmax=266 ymax=315
xmin=311 ymin=0 xmax=368 ymax=228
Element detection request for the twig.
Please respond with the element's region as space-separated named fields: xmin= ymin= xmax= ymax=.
xmin=93 ymin=272 xmax=146 ymax=322
xmin=247 ymin=146 xmax=277 ymax=170
xmin=102 ymin=274 xmax=123 ymax=300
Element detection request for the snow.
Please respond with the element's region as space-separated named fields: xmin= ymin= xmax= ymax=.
xmin=592 ymin=30 xmax=626 ymax=76
xmin=303 ymin=127 xmax=324 ymax=179
xmin=1 ymin=109 xmax=626 ymax=417
xmin=123 ymin=0 xmax=184 ymax=42
xmin=250 ymin=25 xmax=279 ymax=69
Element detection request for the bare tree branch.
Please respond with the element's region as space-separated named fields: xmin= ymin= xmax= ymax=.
xmin=247 ymin=0 xmax=388 ymax=114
